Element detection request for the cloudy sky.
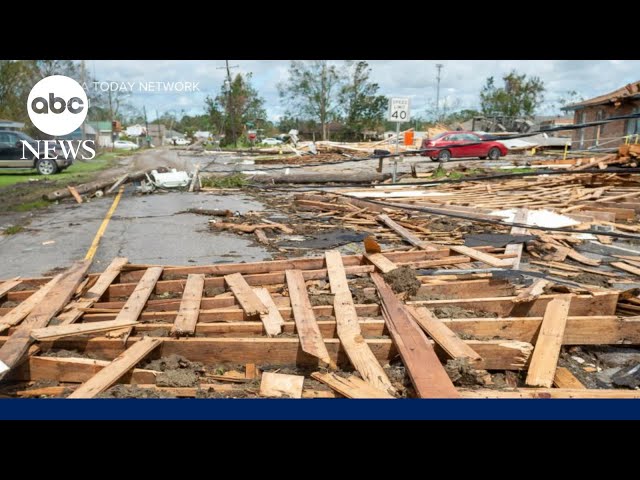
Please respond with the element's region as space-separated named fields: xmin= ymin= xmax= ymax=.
xmin=89 ymin=60 xmax=640 ymax=122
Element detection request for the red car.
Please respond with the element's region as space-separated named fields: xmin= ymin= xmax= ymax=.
xmin=420 ymin=131 xmax=508 ymax=162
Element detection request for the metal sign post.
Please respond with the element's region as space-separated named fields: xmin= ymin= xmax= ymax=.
xmin=388 ymin=97 xmax=411 ymax=183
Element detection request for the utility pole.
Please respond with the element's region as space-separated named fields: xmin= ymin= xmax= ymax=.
xmin=435 ymin=64 xmax=444 ymax=123
xmin=217 ymin=60 xmax=239 ymax=147
xmin=156 ymin=109 xmax=163 ymax=146
xmin=143 ymin=105 xmax=150 ymax=148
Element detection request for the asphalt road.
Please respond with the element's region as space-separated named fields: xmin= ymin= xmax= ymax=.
xmin=0 ymin=188 xmax=270 ymax=278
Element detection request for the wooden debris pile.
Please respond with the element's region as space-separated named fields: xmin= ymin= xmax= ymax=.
xmin=531 ymin=144 xmax=640 ymax=169
xmin=1 ymin=245 xmax=639 ymax=399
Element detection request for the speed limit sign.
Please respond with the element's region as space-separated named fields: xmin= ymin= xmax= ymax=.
xmin=388 ymin=97 xmax=410 ymax=122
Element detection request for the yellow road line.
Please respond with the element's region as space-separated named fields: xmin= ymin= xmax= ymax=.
xmin=84 ymin=186 xmax=124 ymax=261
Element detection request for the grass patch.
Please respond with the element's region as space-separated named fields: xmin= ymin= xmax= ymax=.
xmin=496 ymin=167 xmax=536 ymax=174
xmin=431 ymin=164 xmax=483 ymax=180
xmin=0 ymin=152 xmax=118 ymax=189
xmin=201 ymin=173 xmax=248 ymax=188
xmin=3 ymin=225 xmax=24 ymax=235
xmin=14 ymin=200 xmax=49 ymax=212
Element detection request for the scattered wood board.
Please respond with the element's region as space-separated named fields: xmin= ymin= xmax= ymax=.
xmin=0 ymin=260 xmax=91 ymax=380
xmin=371 ymin=272 xmax=459 ymax=398
xmin=285 ymin=269 xmax=334 ymax=367
xmin=67 ymin=186 xmax=83 ymax=204
xmin=170 ymin=274 xmax=205 ymax=337
xmin=325 ymin=251 xmax=392 ymax=392
xmin=525 ymin=295 xmax=572 ymax=387
xmin=364 ymin=253 xmax=397 ymax=273
xmin=553 ymin=367 xmax=585 ymax=389
xmin=253 ymin=287 xmax=284 ymax=337
xmin=311 ymin=372 xmax=394 ymax=398
xmin=259 ymin=372 xmax=304 ymax=398
xmin=0 ymin=275 xmax=62 ymax=333
xmin=31 ymin=319 xmax=139 ymax=341
xmin=67 ymin=337 xmax=162 ymax=398
xmin=0 ymin=277 xmax=21 ymax=299
xmin=376 ymin=214 xmax=439 ymax=251
xmin=513 ymin=279 xmax=550 ymax=304
xmin=449 ymin=245 xmax=514 ymax=268
xmin=225 ymin=272 xmax=268 ymax=317
xmin=611 ymin=262 xmax=640 ymax=277
xmin=406 ymin=305 xmax=481 ymax=362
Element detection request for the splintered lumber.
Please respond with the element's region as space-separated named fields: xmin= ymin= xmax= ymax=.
xmin=311 ymin=372 xmax=394 ymax=399
xmin=504 ymin=208 xmax=529 ymax=269
xmin=364 ymin=253 xmax=397 ymax=273
xmin=566 ymin=249 xmax=600 ymax=267
xmin=285 ymin=269 xmax=334 ymax=367
xmin=376 ymin=214 xmax=438 ymax=251
xmin=611 ymin=262 xmax=640 ymax=277
xmin=225 ymin=273 xmax=268 ymax=317
xmin=68 ymin=337 xmax=162 ymax=398
xmin=67 ymin=185 xmax=83 ymax=203
xmin=254 ymin=229 xmax=269 ymax=244
xmin=406 ymin=305 xmax=481 ymax=362
xmin=525 ymin=295 xmax=572 ymax=388
xmin=513 ymin=279 xmax=550 ymax=304
xmin=13 ymin=356 xmax=158 ymax=384
xmin=553 ymin=367 xmax=585 ymax=389
xmin=31 ymin=319 xmax=139 ymax=341
xmin=0 ymin=275 xmax=62 ymax=333
xmin=325 ymin=251 xmax=392 ymax=392
xmin=189 ymin=164 xmax=200 ymax=192
xmin=259 ymin=372 xmax=304 ymax=398
xmin=245 ymin=363 xmax=257 ymax=379
xmin=45 ymin=170 xmax=149 ymax=201
xmin=170 ymin=274 xmax=205 ymax=337
xmin=0 ymin=260 xmax=90 ymax=380
xmin=0 ymin=277 xmax=21 ymax=299
xmin=253 ymin=288 xmax=284 ymax=336
xmin=116 ymin=267 xmax=164 ymax=323
xmin=106 ymin=173 xmax=129 ymax=194
xmin=252 ymin=172 xmax=391 ymax=184
xmin=371 ymin=272 xmax=459 ymax=398
xmin=449 ymin=245 xmax=514 ymax=268
xmin=59 ymin=257 xmax=129 ymax=325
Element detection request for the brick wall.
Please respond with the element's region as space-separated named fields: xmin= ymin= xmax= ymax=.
xmin=571 ymin=101 xmax=640 ymax=149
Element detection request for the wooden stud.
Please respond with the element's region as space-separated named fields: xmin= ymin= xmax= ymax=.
xmin=224 ymin=272 xmax=268 ymax=317
xmin=553 ymin=367 xmax=585 ymax=389
xmin=311 ymin=372 xmax=394 ymax=398
xmin=526 ymin=295 xmax=572 ymax=387
xmin=170 ymin=274 xmax=205 ymax=337
xmin=259 ymin=372 xmax=304 ymax=398
xmin=67 ymin=337 xmax=162 ymax=398
xmin=252 ymin=287 xmax=284 ymax=337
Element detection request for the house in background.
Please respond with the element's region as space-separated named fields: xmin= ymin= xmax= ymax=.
xmin=146 ymin=124 xmax=165 ymax=147
xmin=60 ymin=124 xmax=97 ymax=142
xmin=125 ymin=124 xmax=146 ymax=137
xmin=163 ymin=129 xmax=186 ymax=145
xmin=0 ymin=119 xmax=25 ymax=131
xmin=563 ymin=80 xmax=640 ymax=149
xmin=88 ymin=121 xmax=115 ymax=147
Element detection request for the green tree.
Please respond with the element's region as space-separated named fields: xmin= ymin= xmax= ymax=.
xmin=278 ymin=61 xmax=342 ymax=140
xmin=209 ymin=73 xmax=266 ymax=146
xmin=0 ymin=61 xmax=36 ymax=124
xmin=339 ymin=61 xmax=386 ymax=140
xmin=556 ymin=90 xmax=584 ymax=114
xmin=480 ymin=70 xmax=545 ymax=117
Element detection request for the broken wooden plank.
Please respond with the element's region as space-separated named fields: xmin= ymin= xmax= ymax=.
xmin=325 ymin=251 xmax=392 ymax=392
xmin=188 ymin=164 xmax=200 ymax=193
xmin=285 ymin=269 xmax=334 ymax=367
xmin=253 ymin=287 xmax=284 ymax=337
xmin=0 ymin=260 xmax=91 ymax=380
xmin=13 ymin=356 xmax=158 ymax=384
xmin=259 ymin=372 xmax=304 ymax=398
xmin=449 ymin=245 xmax=514 ymax=268
xmin=58 ymin=257 xmax=129 ymax=325
xmin=406 ymin=305 xmax=481 ymax=362
xmin=0 ymin=277 xmax=21 ymax=299
xmin=553 ymin=367 xmax=585 ymax=389
xmin=245 ymin=363 xmax=257 ymax=380
xmin=0 ymin=275 xmax=62 ymax=333
xmin=611 ymin=262 xmax=640 ymax=277
xmin=311 ymin=372 xmax=394 ymax=398
xmin=106 ymin=173 xmax=129 ymax=194
xmin=67 ymin=185 xmax=83 ymax=203
xmin=31 ymin=319 xmax=139 ymax=341
xmin=566 ymin=249 xmax=600 ymax=267
xmin=170 ymin=274 xmax=205 ymax=337
xmin=505 ymin=208 xmax=529 ymax=269
xmin=254 ymin=229 xmax=269 ymax=244
xmin=371 ymin=272 xmax=459 ymax=398
xmin=376 ymin=214 xmax=439 ymax=250
xmin=115 ymin=267 xmax=164 ymax=324
xmin=224 ymin=272 xmax=268 ymax=317
xmin=67 ymin=337 xmax=162 ymax=398
xmin=513 ymin=279 xmax=550 ymax=304
xmin=525 ymin=295 xmax=572 ymax=388
xmin=364 ymin=252 xmax=397 ymax=273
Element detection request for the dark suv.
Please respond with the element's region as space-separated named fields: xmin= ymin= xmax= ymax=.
xmin=0 ymin=131 xmax=72 ymax=175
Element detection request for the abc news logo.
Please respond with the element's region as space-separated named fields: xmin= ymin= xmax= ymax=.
xmin=24 ymin=75 xmax=95 ymax=161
